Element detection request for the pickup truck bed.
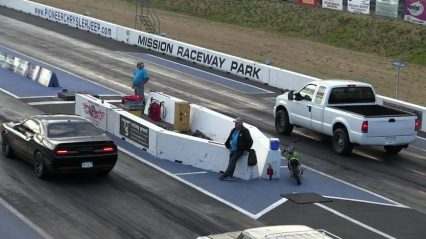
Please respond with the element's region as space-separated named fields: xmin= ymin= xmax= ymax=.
xmin=331 ymin=105 xmax=412 ymax=117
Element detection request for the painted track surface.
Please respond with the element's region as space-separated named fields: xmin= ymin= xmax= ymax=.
xmin=0 ymin=7 xmax=425 ymax=239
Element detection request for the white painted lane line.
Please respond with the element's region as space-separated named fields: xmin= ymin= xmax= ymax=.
xmin=315 ymin=203 xmax=397 ymax=239
xmin=324 ymin=196 xmax=408 ymax=208
xmin=0 ymin=196 xmax=53 ymax=239
xmin=28 ymin=101 xmax=75 ymax=105
xmin=254 ymin=197 xmax=288 ymax=220
xmin=0 ymin=88 xmax=20 ymax=98
xmin=26 ymin=99 xmax=121 ymax=106
xmin=118 ymin=146 xmax=257 ymax=219
xmin=175 ymin=171 xmax=208 ymax=176
xmin=416 ymin=135 xmax=426 ymax=141
xmin=301 ymin=163 xmax=408 ymax=208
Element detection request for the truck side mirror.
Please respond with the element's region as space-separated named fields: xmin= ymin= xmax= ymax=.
xmin=294 ymin=93 xmax=303 ymax=101
xmin=288 ymin=91 xmax=294 ymax=101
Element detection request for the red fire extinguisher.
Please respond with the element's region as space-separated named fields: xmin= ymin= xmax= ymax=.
xmin=267 ymin=164 xmax=273 ymax=180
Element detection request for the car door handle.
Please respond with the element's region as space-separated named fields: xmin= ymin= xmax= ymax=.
xmin=307 ymin=106 xmax=311 ymax=112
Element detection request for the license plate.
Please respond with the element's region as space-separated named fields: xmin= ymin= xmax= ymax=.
xmin=82 ymin=162 xmax=93 ymax=168
xmin=385 ymin=137 xmax=395 ymax=145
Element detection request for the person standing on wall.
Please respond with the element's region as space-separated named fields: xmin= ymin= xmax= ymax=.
xmin=132 ymin=61 xmax=150 ymax=98
xmin=220 ymin=117 xmax=253 ymax=181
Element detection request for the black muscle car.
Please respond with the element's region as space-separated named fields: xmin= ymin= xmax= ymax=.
xmin=1 ymin=114 xmax=118 ymax=179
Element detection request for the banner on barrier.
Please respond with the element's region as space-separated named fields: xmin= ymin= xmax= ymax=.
xmin=404 ymin=0 xmax=426 ymax=25
xmin=15 ymin=60 xmax=30 ymax=76
xmin=348 ymin=0 xmax=370 ymax=14
xmin=81 ymin=101 xmax=107 ymax=129
xmin=27 ymin=64 xmax=41 ymax=81
xmin=322 ymin=0 xmax=343 ymax=10
xmin=38 ymin=68 xmax=60 ymax=87
xmin=2 ymin=54 xmax=14 ymax=70
xmin=32 ymin=4 xmax=116 ymax=38
xmin=298 ymin=0 xmax=318 ymax=7
xmin=132 ymin=34 xmax=264 ymax=81
xmin=119 ymin=115 xmax=149 ymax=148
xmin=0 ymin=51 xmax=6 ymax=65
xmin=375 ymin=0 xmax=399 ymax=18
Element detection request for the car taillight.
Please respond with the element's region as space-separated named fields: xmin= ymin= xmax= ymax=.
xmin=415 ymin=119 xmax=420 ymax=131
xmin=55 ymin=149 xmax=79 ymax=155
xmin=94 ymin=146 xmax=116 ymax=153
xmin=361 ymin=121 xmax=368 ymax=133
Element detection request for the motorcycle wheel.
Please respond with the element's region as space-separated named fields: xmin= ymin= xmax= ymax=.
xmin=292 ymin=165 xmax=301 ymax=185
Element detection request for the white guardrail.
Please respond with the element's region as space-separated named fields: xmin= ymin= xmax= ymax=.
xmin=0 ymin=0 xmax=424 ymax=130
xmin=75 ymin=93 xmax=281 ymax=180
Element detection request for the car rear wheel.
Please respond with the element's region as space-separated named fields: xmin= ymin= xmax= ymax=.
xmin=275 ymin=109 xmax=293 ymax=135
xmin=384 ymin=145 xmax=406 ymax=155
xmin=1 ymin=135 xmax=14 ymax=158
xmin=34 ymin=151 xmax=49 ymax=179
xmin=332 ymin=128 xmax=353 ymax=155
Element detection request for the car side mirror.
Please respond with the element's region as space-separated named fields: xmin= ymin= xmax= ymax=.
xmin=288 ymin=91 xmax=294 ymax=101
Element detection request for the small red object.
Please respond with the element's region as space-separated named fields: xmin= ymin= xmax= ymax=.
xmin=122 ymin=95 xmax=143 ymax=104
xmin=267 ymin=164 xmax=273 ymax=180
xmin=149 ymin=101 xmax=161 ymax=122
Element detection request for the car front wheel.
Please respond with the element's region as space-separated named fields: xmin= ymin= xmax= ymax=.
xmin=275 ymin=109 xmax=293 ymax=135
xmin=1 ymin=134 xmax=14 ymax=158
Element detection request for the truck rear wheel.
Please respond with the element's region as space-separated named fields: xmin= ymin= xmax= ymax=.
xmin=275 ymin=109 xmax=293 ymax=135
xmin=384 ymin=145 xmax=406 ymax=155
xmin=332 ymin=128 xmax=353 ymax=155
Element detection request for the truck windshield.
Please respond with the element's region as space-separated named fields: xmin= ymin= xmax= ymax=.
xmin=328 ymin=87 xmax=375 ymax=104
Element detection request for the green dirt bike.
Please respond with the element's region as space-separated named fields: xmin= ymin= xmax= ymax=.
xmin=282 ymin=141 xmax=303 ymax=185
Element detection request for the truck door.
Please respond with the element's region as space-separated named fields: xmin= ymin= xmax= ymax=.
xmin=290 ymin=84 xmax=317 ymax=129
xmin=311 ymin=86 xmax=326 ymax=133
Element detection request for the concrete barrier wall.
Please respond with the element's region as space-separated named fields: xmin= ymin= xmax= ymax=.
xmin=2 ymin=0 xmax=424 ymax=132
xmin=75 ymin=93 xmax=278 ymax=180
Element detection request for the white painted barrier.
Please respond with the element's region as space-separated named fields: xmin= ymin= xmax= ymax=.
xmin=75 ymin=93 xmax=280 ymax=180
xmin=1 ymin=0 xmax=424 ymax=131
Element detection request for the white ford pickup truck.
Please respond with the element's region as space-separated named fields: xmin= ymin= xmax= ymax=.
xmin=274 ymin=80 xmax=420 ymax=155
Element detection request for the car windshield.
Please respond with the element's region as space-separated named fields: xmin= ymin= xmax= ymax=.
xmin=47 ymin=122 xmax=103 ymax=138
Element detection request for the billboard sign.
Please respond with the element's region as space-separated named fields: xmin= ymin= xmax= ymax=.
xmin=404 ymin=0 xmax=426 ymax=25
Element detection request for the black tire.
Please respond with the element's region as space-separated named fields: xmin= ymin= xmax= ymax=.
xmin=292 ymin=166 xmax=301 ymax=185
xmin=275 ymin=109 xmax=293 ymax=135
xmin=1 ymin=134 xmax=14 ymax=158
xmin=332 ymin=128 xmax=353 ymax=155
xmin=34 ymin=151 xmax=49 ymax=179
xmin=384 ymin=145 xmax=405 ymax=155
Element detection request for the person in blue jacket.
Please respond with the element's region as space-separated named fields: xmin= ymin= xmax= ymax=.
xmin=132 ymin=61 xmax=150 ymax=98
xmin=221 ymin=117 xmax=253 ymax=181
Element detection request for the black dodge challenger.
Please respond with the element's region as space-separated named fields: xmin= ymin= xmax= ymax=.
xmin=1 ymin=114 xmax=118 ymax=179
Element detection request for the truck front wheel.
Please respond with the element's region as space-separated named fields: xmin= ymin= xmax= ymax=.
xmin=384 ymin=145 xmax=406 ymax=155
xmin=332 ymin=128 xmax=353 ymax=155
xmin=275 ymin=109 xmax=293 ymax=135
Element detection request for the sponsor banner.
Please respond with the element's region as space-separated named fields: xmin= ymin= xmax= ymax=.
xmin=322 ymin=0 xmax=343 ymax=10
xmin=0 ymin=51 xmax=6 ymax=65
xmin=81 ymin=101 xmax=107 ymax=130
xmin=15 ymin=60 xmax=30 ymax=76
xmin=298 ymin=0 xmax=318 ymax=7
xmin=376 ymin=0 xmax=399 ymax=18
xmin=129 ymin=32 xmax=265 ymax=81
xmin=31 ymin=3 xmax=117 ymax=38
xmin=38 ymin=68 xmax=60 ymax=87
xmin=119 ymin=115 xmax=149 ymax=148
xmin=348 ymin=0 xmax=370 ymax=14
xmin=404 ymin=0 xmax=426 ymax=25
xmin=27 ymin=64 xmax=41 ymax=81
xmin=2 ymin=54 xmax=14 ymax=70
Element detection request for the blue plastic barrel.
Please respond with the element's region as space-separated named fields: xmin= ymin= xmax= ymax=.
xmin=270 ymin=138 xmax=280 ymax=150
